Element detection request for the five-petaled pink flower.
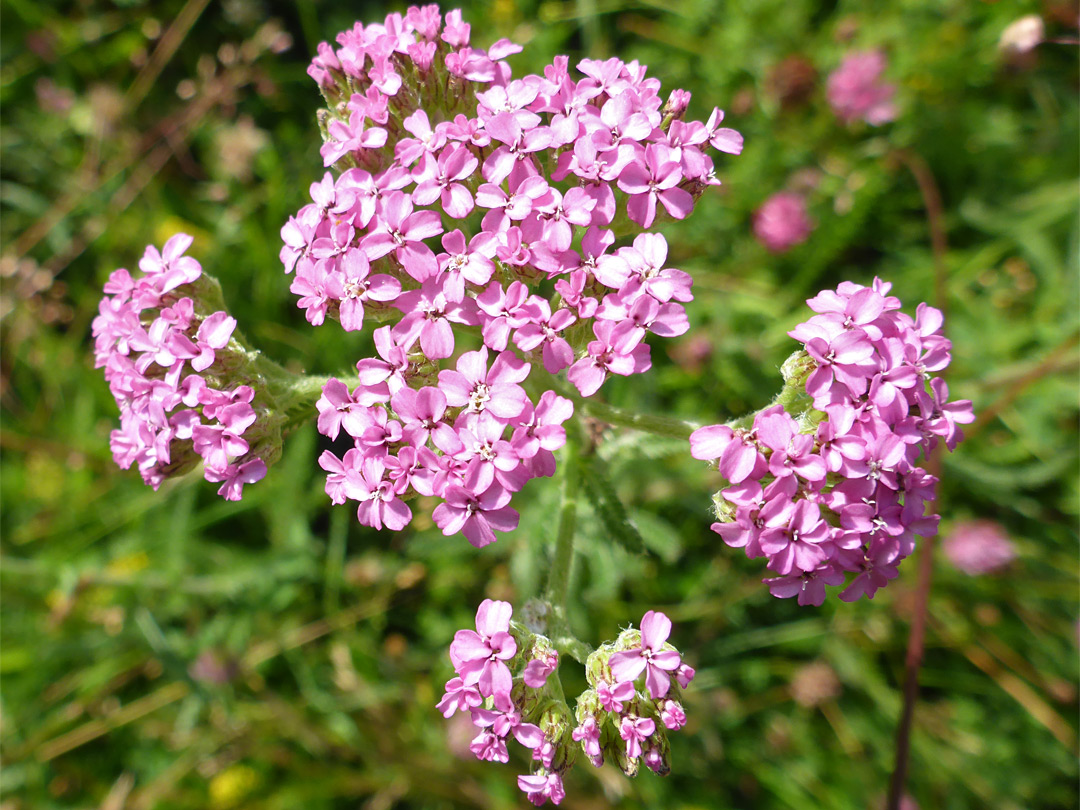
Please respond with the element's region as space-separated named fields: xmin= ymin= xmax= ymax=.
xmin=608 ymin=610 xmax=682 ymax=699
xmin=449 ymin=599 xmax=517 ymax=697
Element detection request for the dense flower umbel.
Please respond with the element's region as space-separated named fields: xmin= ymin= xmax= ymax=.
xmin=291 ymin=5 xmax=742 ymax=543
xmin=575 ymin=610 xmax=694 ymax=779
xmin=690 ymin=280 xmax=973 ymax=604
xmin=439 ymin=602 xmax=693 ymax=805
xmin=93 ymin=234 xmax=280 ymax=499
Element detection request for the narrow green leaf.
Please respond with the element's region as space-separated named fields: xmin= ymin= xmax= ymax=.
xmin=580 ymin=456 xmax=645 ymax=556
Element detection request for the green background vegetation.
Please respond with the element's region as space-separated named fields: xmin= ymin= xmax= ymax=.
xmin=2 ymin=1 xmax=1077 ymax=808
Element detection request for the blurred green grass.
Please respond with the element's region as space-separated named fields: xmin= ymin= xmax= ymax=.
xmin=1 ymin=1 xmax=1077 ymax=808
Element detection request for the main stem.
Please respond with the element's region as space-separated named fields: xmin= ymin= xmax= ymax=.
xmin=543 ymin=423 xmax=593 ymax=663
xmin=545 ymin=425 xmax=580 ymax=611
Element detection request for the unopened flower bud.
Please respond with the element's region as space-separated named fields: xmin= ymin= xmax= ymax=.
xmin=642 ymin=736 xmax=670 ymax=775
xmin=511 ymin=678 xmax=544 ymax=717
xmin=585 ymin=643 xmax=617 ymax=687
xmin=507 ymin=620 xmax=537 ymax=670
xmin=613 ymin=627 xmax=643 ymax=652
xmin=661 ymin=89 xmax=691 ymax=126
xmin=574 ymin=689 xmax=602 ymax=720
xmin=611 ymin=734 xmax=641 ymax=778
xmin=711 ymin=491 xmax=738 ymax=523
xmin=537 ymin=699 xmax=576 ymax=772
xmin=780 ymin=348 xmax=816 ymax=390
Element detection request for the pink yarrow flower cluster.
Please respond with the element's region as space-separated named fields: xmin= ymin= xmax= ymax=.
xmin=573 ymin=610 xmax=694 ymax=776
xmin=753 ymin=191 xmax=814 ymax=253
xmin=690 ymin=279 xmax=973 ymax=604
xmin=826 ymin=50 xmax=897 ymax=126
xmin=438 ymin=599 xmax=561 ymax=805
xmin=291 ymin=5 xmax=742 ymax=542
xmin=316 ymin=342 xmax=575 ymax=543
xmin=438 ymin=602 xmax=693 ymax=804
xmin=942 ymin=519 xmax=1016 ymax=576
xmin=92 ymin=234 xmax=269 ymax=499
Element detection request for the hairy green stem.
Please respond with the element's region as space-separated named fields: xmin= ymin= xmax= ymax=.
xmin=728 ymin=349 xmax=817 ymax=430
xmin=545 ymin=426 xmax=580 ymax=610
xmin=582 ymin=398 xmax=700 ymax=440
xmin=551 ymin=632 xmax=593 ymax=664
xmin=248 ymin=353 xmax=352 ymax=433
xmin=276 ymin=373 xmax=333 ymax=422
xmin=540 ymin=422 xmax=595 ymax=664
xmin=529 ymin=361 xmax=702 ymax=440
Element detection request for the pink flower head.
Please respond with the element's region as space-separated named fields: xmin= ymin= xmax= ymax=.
xmin=765 ymin=565 xmax=846 ymax=607
xmin=705 ymin=107 xmax=744 ymax=154
xmin=411 ymin=143 xmax=477 ymax=219
xmin=827 ymin=50 xmax=897 ymax=126
xmin=204 ymin=457 xmax=266 ymax=501
xmin=449 ymin=599 xmax=517 ymax=697
xmin=618 ymin=714 xmax=656 ymax=760
xmin=138 ymin=233 xmax=202 ymax=293
xmin=471 ymin=691 xmax=544 ymax=750
xmin=522 ymin=647 xmax=559 ymax=688
xmin=513 ymin=302 xmax=576 ymax=374
xmin=96 ymin=231 xmax=275 ymax=501
xmin=838 ymin=542 xmax=901 ymax=601
xmin=433 ymin=483 xmax=519 ymax=548
xmin=187 ymin=311 xmax=236 ymax=372
xmin=437 ymin=347 xmax=530 ymax=420
xmin=753 ymin=192 xmax=814 ymax=253
xmin=689 ymin=424 xmax=764 ymax=484
xmin=316 ymin=379 xmax=373 ymax=441
xmin=567 ymin=319 xmax=650 ymax=397
xmin=517 ymin=771 xmax=565 ymax=806
xmin=436 ymin=676 xmax=483 ymax=718
xmin=658 ymin=698 xmax=687 ymax=730
xmin=942 ymin=520 xmax=1017 ymax=575
xmin=674 ymin=663 xmax=695 ymax=689
xmin=363 ymin=191 xmax=443 ymax=281
xmin=596 ymin=678 xmax=635 ymax=713
xmin=572 ymin=715 xmax=603 ymax=766
xmin=270 ymin=5 xmax=746 ymax=557
xmin=329 ymin=249 xmax=401 ymax=332
xmin=393 ymin=277 xmax=480 ymax=360
xmin=343 ymin=453 xmax=413 ymax=531
xmin=608 ymin=610 xmax=682 ymax=699
xmin=617 ymin=143 xmax=693 ymax=228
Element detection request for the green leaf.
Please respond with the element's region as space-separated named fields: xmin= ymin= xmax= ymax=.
xmin=580 ymin=456 xmax=646 ymax=556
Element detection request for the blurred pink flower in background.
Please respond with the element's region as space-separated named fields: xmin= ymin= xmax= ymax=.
xmin=942 ymin=520 xmax=1017 ymax=575
xmin=753 ymin=192 xmax=814 ymax=252
xmin=827 ymin=50 xmax=897 ymax=125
